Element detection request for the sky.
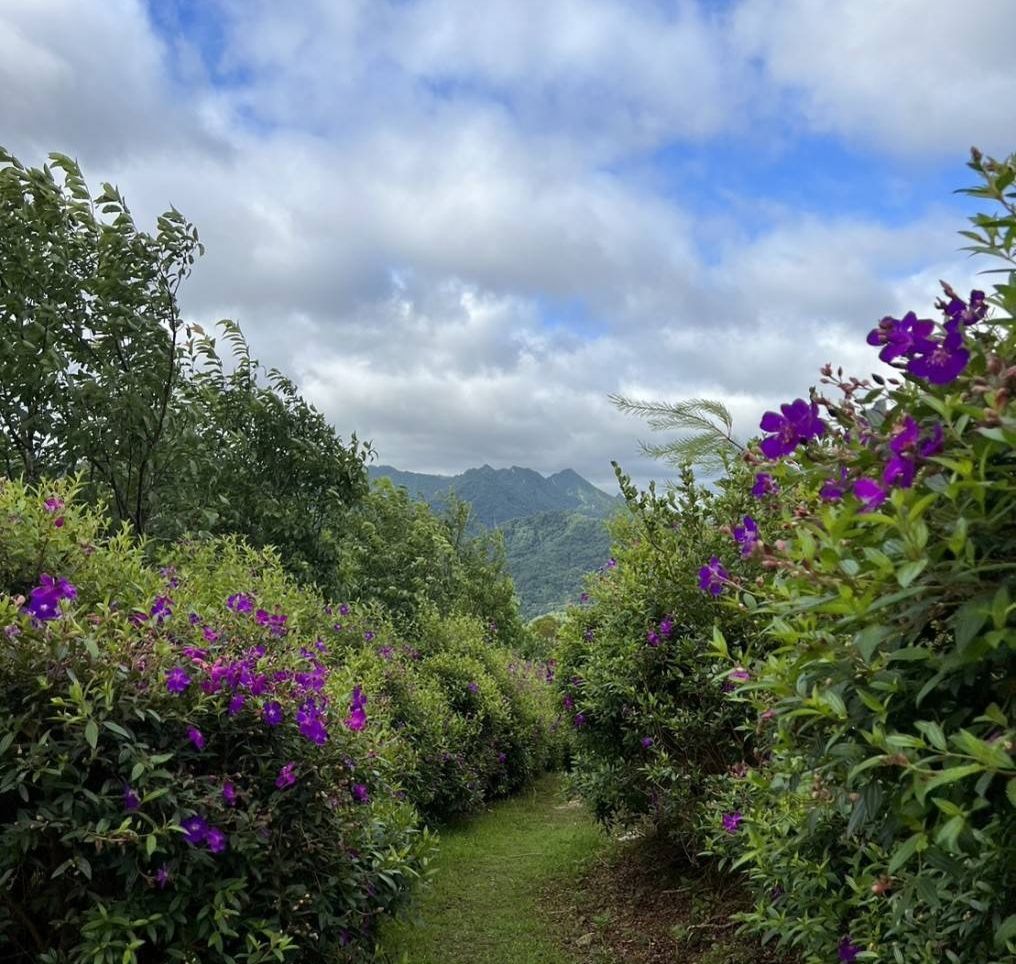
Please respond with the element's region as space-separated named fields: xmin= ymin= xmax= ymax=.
xmin=2 ymin=0 xmax=1014 ymax=490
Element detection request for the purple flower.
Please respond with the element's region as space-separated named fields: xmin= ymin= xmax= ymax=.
xmin=641 ymin=737 xmax=654 ymax=749
xmin=907 ymin=328 xmax=970 ymax=385
xmin=883 ymin=455 xmax=916 ymax=489
xmin=732 ymin=516 xmax=760 ymax=557
xmin=820 ymin=468 xmax=848 ymax=502
xmin=582 ymin=628 xmax=595 ymax=642
xmin=377 ymin=645 xmax=394 ymax=660
xmin=563 ymin=694 xmax=575 ymax=710
xmin=698 ymin=556 xmax=729 ymax=597
xmin=154 ymin=865 xmax=170 ymax=889
xmin=296 ymin=698 xmax=329 ymax=745
xmin=228 ymin=693 xmax=246 ymax=716
xmin=364 ymin=630 xmax=375 ymax=641
xmin=920 ymin=423 xmax=944 ymax=458
xmin=202 ymin=625 xmax=220 ymax=644
xmin=123 ymin=785 xmax=141 ymax=811
xmin=579 ymin=592 xmax=590 ymax=603
xmin=722 ymin=811 xmax=743 ymax=833
xmin=939 ymin=287 xmax=987 ymax=328
xmin=186 ymin=726 xmax=205 ymax=751
xmin=838 ymin=937 xmax=862 ymax=963
xmin=729 ymin=666 xmax=751 ymax=684
xmin=497 ymin=752 xmax=507 ymax=764
xmin=759 ymin=399 xmax=826 ymax=459
xmin=150 ymin=596 xmax=172 ymax=623
xmin=573 ymin=713 xmax=587 ymax=728
xmin=205 ymin=826 xmax=227 ymax=853
xmin=24 ymin=574 xmax=76 ymax=621
xmin=646 ymin=630 xmax=660 ymax=647
xmin=467 ymin=681 xmax=480 ymax=695
xmin=275 ymin=762 xmax=297 ymax=790
xmin=606 ymin=557 xmax=617 ymax=569
xmin=227 ymin=593 xmax=254 ymax=613
xmin=181 ymin=815 xmax=208 ymax=845
xmin=44 ymin=497 xmax=65 ymax=513
xmin=751 ymin=473 xmax=778 ymax=498
xmin=658 ymin=617 xmax=673 ymax=638
xmin=866 ymin=311 xmax=936 ymax=363
xmin=165 ymin=667 xmax=190 ymax=694
xmin=222 ymin=781 xmax=237 ymax=806
xmin=339 ymin=603 xmax=350 ymax=616
xmin=352 ymin=783 xmax=370 ymax=803
xmin=854 ymin=478 xmax=888 ymax=513
xmin=262 ymin=701 xmax=283 ymax=727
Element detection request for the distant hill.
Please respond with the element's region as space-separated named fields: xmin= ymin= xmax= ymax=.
xmin=368 ymin=464 xmax=621 ymax=617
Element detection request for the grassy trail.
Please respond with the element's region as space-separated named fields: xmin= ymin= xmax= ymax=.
xmin=379 ymin=773 xmax=605 ymax=963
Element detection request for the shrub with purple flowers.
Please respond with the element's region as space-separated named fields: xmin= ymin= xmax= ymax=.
xmin=697 ymin=150 xmax=1016 ymax=963
xmin=554 ymin=465 xmax=773 ymax=856
xmin=0 ymin=482 xmax=434 ymax=962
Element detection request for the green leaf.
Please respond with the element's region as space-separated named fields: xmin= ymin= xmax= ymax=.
xmin=995 ymin=914 xmax=1016 ymax=948
xmin=1007 ymin=779 xmax=1016 ymax=810
xmin=888 ymin=832 xmax=926 ymax=873
xmin=896 ymin=559 xmax=927 ymax=588
xmin=84 ymin=720 xmax=99 ymax=750
xmin=917 ymin=764 xmax=983 ymax=804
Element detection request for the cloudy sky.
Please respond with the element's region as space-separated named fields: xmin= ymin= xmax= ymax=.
xmin=2 ymin=0 xmax=1014 ymax=489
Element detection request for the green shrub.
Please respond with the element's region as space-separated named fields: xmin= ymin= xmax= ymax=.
xmin=0 ymin=478 xmax=431 ymax=962
xmin=700 ymin=150 xmax=1016 ymax=963
xmin=555 ymin=465 xmax=772 ymax=857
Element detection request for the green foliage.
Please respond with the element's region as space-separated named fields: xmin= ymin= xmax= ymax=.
xmin=701 ymin=150 xmax=1016 ymax=964
xmin=0 ymin=479 xmax=431 ymax=962
xmin=609 ymin=395 xmax=743 ymax=475
xmin=555 ymin=465 xmax=770 ymax=858
xmin=564 ymin=149 xmax=1016 ymax=964
xmin=500 ymin=510 xmax=613 ymax=619
xmin=0 ymin=148 xmax=370 ymax=597
xmin=335 ymin=479 xmax=529 ymax=650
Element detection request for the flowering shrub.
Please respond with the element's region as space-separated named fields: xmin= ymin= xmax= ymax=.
xmin=0 ymin=479 xmax=430 ymax=961
xmin=696 ymin=151 xmax=1016 ymax=963
xmin=554 ymin=466 xmax=774 ymax=857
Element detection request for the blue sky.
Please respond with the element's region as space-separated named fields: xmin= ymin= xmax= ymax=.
xmin=2 ymin=0 xmax=1013 ymax=488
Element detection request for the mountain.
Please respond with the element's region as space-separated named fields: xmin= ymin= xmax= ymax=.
xmin=367 ymin=463 xmax=620 ymax=527
xmin=368 ymin=464 xmax=621 ymax=617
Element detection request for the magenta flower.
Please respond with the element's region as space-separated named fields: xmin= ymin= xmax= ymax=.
xmin=759 ymin=399 xmax=826 ymax=459
xmin=722 ymin=811 xmax=743 ymax=833
xmin=907 ymin=328 xmax=970 ymax=384
xmin=202 ymin=625 xmax=220 ymax=644
xmin=123 ymin=785 xmax=141 ymax=811
xmin=205 ymin=827 xmax=227 ymax=853
xmin=352 ymin=783 xmax=370 ymax=803
xmin=751 ymin=473 xmax=778 ymax=498
xmin=262 ymin=701 xmax=283 ymax=727
xmin=165 ymin=667 xmax=190 ymax=694
xmin=854 ymin=478 xmax=888 ymax=513
xmin=275 ymin=762 xmax=297 ymax=789
xmin=866 ymin=311 xmax=936 ymax=363
xmin=838 ymin=937 xmax=862 ymax=962
xmin=698 ymin=556 xmax=729 ymax=597
xmin=729 ymin=667 xmax=751 ymax=684
xmin=883 ymin=454 xmax=916 ymax=489
xmin=732 ymin=516 xmax=759 ymax=557
xmin=181 ymin=815 xmax=208 ymax=845
xmin=227 ymin=593 xmax=254 ymax=613
xmin=222 ymin=781 xmax=237 ymax=806
xmin=44 ymin=497 xmax=65 ymax=513
xmin=186 ymin=726 xmax=205 ymax=751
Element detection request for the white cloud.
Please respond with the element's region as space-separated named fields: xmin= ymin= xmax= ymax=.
xmin=0 ymin=0 xmax=1010 ymax=490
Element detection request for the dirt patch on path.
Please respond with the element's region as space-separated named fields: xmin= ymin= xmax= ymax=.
xmin=542 ymin=834 xmax=796 ymax=964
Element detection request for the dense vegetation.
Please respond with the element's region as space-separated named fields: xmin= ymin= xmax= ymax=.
xmin=0 ymin=148 xmax=563 ymax=962
xmin=369 ymin=464 xmax=618 ymax=617
xmin=559 ymin=148 xmax=1016 ymax=964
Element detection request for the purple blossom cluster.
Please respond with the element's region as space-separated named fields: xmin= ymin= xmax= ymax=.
xmin=24 ymin=574 xmax=77 ymax=621
xmin=759 ymin=399 xmax=826 ymax=459
xmin=344 ymin=686 xmax=367 ymax=732
xmin=646 ymin=614 xmax=674 ymax=647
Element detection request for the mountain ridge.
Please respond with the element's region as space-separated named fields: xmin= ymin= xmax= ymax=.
xmin=367 ymin=463 xmax=620 ymax=617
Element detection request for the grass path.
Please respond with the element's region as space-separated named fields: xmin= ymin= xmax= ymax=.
xmin=379 ymin=773 xmax=605 ymax=963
